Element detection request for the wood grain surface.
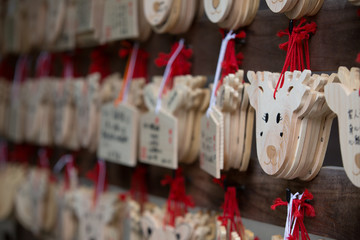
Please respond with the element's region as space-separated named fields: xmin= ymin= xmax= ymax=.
xmin=5 ymin=0 xmax=360 ymax=239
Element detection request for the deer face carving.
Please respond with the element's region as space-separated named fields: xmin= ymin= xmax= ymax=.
xmin=325 ymin=82 xmax=360 ymax=187
xmin=247 ymin=70 xmax=310 ymax=175
xmin=73 ymin=189 xmax=118 ymax=240
xmin=140 ymin=211 xmax=193 ymax=240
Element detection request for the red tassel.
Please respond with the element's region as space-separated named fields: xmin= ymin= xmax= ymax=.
xmin=218 ymin=187 xmax=245 ymax=240
xmin=213 ymin=174 xmax=226 ymax=189
xmin=9 ymin=144 xmax=35 ymax=165
xmin=129 ymin=166 xmax=148 ymax=211
xmin=118 ymin=44 xmax=149 ymax=81
xmin=271 ymin=198 xmax=288 ymax=210
xmin=274 ymin=19 xmax=317 ymax=99
xmin=162 ymin=169 xmax=194 ymax=226
xmin=155 ymin=42 xmax=192 ymax=90
xmin=86 ymin=162 xmax=109 ymax=205
xmin=272 ymin=189 xmax=315 ymax=240
xmin=89 ymin=46 xmax=111 ymax=81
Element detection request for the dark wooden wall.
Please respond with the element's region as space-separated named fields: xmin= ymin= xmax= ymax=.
xmin=7 ymin=0 xmax=360 ymax=240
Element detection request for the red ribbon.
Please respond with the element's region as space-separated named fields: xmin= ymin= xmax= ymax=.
xmin=274 ymin=19 xmax=317 ymax=99
xmin=155 ymin=42 xmax=192 ymax=90
xmin=271 ymin=189 xmax=315 ymax=240
xmin=119 ymin=42 xmax=149 ymax=82
xmin=212 ymin=174 xmax=226 ymax=189
xmin=129 ymin=166 xmax=148 ymax=211
xmin=161 ymin=169 xmax=194 ymax=226
xmin=89 ymin=46 xmax=111 ymax=82
xmin=9 ymin=144 xmax=35 ymax=165
xmin=218 ymin=187 xmax=245 ymax=240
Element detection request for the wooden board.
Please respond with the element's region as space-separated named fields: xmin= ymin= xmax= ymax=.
xmin=5 ymin=0 xmax=360 ymax=239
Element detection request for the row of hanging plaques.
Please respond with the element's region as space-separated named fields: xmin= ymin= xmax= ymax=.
xmin=0 ymin=151 xmax=262 ymax=240
xmin=6 ymin=0 xmax=357 ymax=54
xmin=1 ymin=65 xmax=359 ymax=187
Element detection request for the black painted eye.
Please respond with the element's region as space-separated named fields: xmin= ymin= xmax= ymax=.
xmin=260 ymin=131 xmax=263 ymax=137
xmin=280 ymin=132 xmax=283 ymax=137
xmin=176 ymin=233 xmax=181 ymax=240
xmin=276 ymin=113 xmax=282 ymax=124
xmin=262 ymin=113 xmax=269 ymax=123
xmin=147 ymin=227 xmax=152 ymax=236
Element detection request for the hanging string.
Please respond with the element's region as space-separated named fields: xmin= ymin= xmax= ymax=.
xmin=218 ymin=187 xmax=245 ymax=240
xmin=53 ymin=154 xmax=76 ymax=190
xmin=12 ymin=56 xmax=29 ymax=99
xmin=86 ymin=159 xmax=108 ymax=206
xmin=61 ymin=53 xmax=78 ymax=79
xmin=161 ymin=168 xmax=194 ymax=226
xmin=219 ymin=29 xmax=246 ymax=81
xmin=274 ymin=19 xmax=317 ymax=99
xmin=115 ymin=42 xmax=140 ymax=105
xmin=212 ymin=174 xmax=227 ymax=189
xmin=271 ymin=189 xmax=315 ymax=240
xmin=35 ymin=52 xmax=52 ymax=78
xmin=155 ymin=39 xmax=186 ymax=113
xmin=37 ymin=148 xmax=50 ymax=169
xmin=155 ymin=40 xmax=192 ymax=91
xmin=119 ymin=42 xmax=149 ymax=82
xmin=129 ymin=166 xmax=148 ymax=212
xmin=214 ymin=30 xmax=246 ymax=95
xmin=206 ymin=31 xmax=236 ymax=117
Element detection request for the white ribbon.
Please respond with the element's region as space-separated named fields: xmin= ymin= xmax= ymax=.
xmin=155 ymin=39 xmax=185 ymax=113
xmin=123 ymin=42 xmax=140 ymax=103
xmin=95 ymin=159 xmax=106 ymax=203
xmin=53 ymin=154 xmax=74 ymax=173
xmin=206 ymin=30 xmax=236 ymax=117
xmin=12 ymin=56 xmax=28 ymax=100
xmin=284 ymin=192 xmax=305 ymax=239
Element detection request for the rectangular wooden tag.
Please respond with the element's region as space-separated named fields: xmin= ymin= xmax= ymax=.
xmin=55 ymin=1 xmax=76 ymax=51
xmin=139 ymin=110 xmax=178 ymax=169
xmin=98 ymin=102 xmax=139 ymax=167
xmin=200 ymin=111 xmax=221 ymax=178
xmin=75 ymin=0 xmax=95 ymax=34
xmin=102 ymin=0 xmax=139 ymax=42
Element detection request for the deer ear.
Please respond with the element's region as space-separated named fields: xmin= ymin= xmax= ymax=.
xmin=246 ymin=71 xmax=260 ymax=110
xmin=140 ymin=212 xmax=159 ymax=239
xmin=175 ymin=223 xmax=193 ymax=240
xmin=325 ymin=83 xmax=350 ymax=114
xmin=286 ymin=70 xmax=311 ymax=112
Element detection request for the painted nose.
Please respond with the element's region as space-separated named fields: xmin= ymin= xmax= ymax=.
xmin=355 ymin=153 xmax=360 ymax=169
xmin=266 ymin=145 xmax=277 ymax=159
